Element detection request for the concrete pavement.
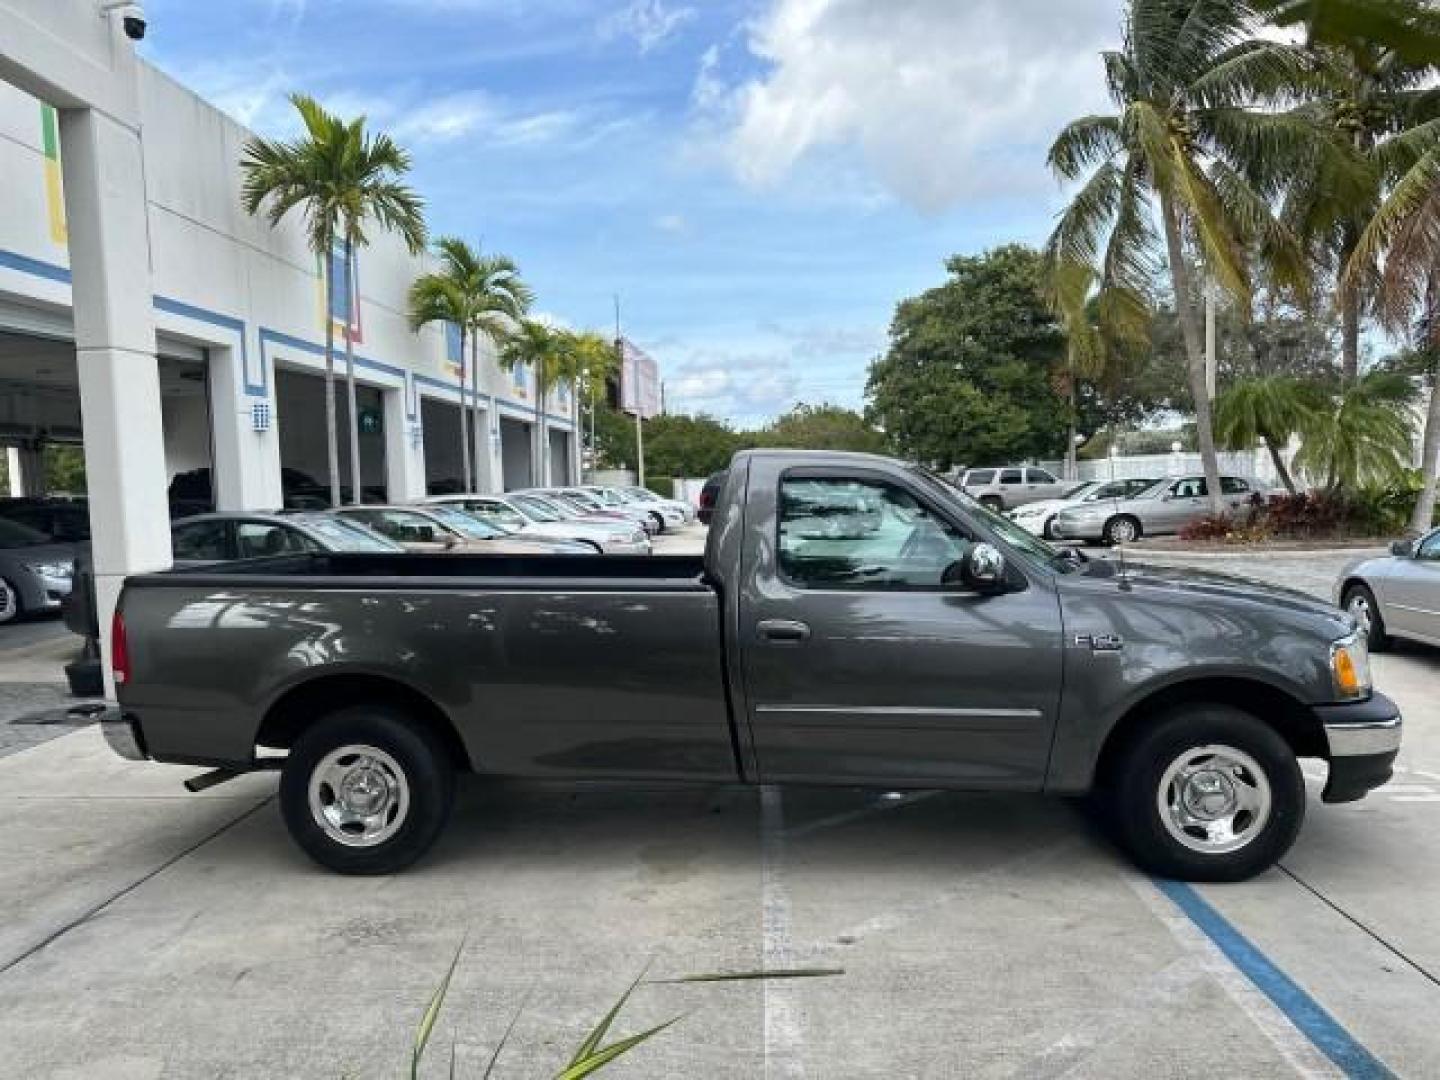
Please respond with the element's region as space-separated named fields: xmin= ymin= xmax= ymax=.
xmin=1 ymin=540 xmax=1438 ymax=1077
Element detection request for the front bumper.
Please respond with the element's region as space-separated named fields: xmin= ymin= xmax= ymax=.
xmin=100 ymin=707 xmax=148 ymax=761
xmin=1314 ymin=691 xmax=1402 ymax=803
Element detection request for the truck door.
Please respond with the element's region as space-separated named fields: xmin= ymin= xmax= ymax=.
xmin=737 ymin=467 xmax=1063 ymax=789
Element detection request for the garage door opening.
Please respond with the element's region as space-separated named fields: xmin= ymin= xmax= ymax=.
xmin=421 ymin=395 xmax=467 ymax=495
xmin=275 ymin=367 xmax=387 ymax=506
xmin=548 ymin=429 xmax=572 ymax=486
xmin=0 ymin=328 xmax=214 ymax=514
xmin=500 ymin=416 xmax=533 ymax=491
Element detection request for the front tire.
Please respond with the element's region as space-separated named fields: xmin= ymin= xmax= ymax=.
xmin=980 ymin=495 xmax=1004 ymax=513
xmin=1103 ymin=515 xmax=1140 ymax=546
xmin=1342 ymin=582 xmax=1390 ymax=652
xmin=1109 ymin=705 xmax=1304 ymax=882
xmin=279 ymin=705 xmax=455 ymax=875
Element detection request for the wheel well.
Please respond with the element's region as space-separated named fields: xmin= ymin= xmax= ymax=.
xmin=1093 ymin=677 xmax=1325 ymax=788
xmin=256 ymin=674 xmax=472 ymax=771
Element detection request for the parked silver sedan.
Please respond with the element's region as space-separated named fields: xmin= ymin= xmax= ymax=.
xmin=1337 ymin=529 xmax=1440 ymax=650
xmin=1051 ymin=474 xmax=1258 ymax=545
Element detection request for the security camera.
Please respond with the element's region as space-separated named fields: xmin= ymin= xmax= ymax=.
xmin=100 ymin=1 xmax=147 ymax=41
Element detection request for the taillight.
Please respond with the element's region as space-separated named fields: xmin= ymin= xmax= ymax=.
xmin=111 ymin=609 xmax=130 ymax=686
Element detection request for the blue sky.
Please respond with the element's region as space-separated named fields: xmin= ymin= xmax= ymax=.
xmin=141 ymin=0 xmax=1123 ymax=426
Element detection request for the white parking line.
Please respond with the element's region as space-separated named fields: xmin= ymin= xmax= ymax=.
xmin=760 ymin=785 xmax=805 ymax=1079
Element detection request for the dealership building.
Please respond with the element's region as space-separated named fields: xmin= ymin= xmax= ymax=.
xmin=0 ymin=0 xmax=581 ymax=660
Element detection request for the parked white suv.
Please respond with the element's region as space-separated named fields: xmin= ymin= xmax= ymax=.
xmin=958 ymin=466 xmax=1071 ymax=512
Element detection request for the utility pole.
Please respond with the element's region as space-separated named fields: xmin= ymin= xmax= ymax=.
xmin=615 ymin=295 xmax=646 ymax=486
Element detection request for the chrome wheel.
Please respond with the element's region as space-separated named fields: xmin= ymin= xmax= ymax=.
xmin=1106 ymin=517 xmax=1137 ymax=544
xmin=0 ymin=579 xmax=17 ymax=624
xmin=1346 ymin=590 xmax=1374 ymax=641
xmin=1157 ymin=744 xmax=1272 ymax=855
xmin=307 ymin=744 xmax=410 ymax=848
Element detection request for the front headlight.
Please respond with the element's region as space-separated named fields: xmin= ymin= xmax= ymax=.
xmin=26 ymin=561 xmax=73 ymax=579
xmin=1330 ymin=630 xmax=1372 ymax=700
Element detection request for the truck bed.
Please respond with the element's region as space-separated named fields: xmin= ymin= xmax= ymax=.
xmin=130 ymin=552 xmax=711 ymax=590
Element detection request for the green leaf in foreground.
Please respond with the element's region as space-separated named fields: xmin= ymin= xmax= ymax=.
xmin=652 ymin=967 xmax=846 ymax=984
xmin=565 ymin=965 xmax=650 ymax=1068
xmin=552 ymin=1015 xmax=685 ymax=1080
xmin=412 ymin=939 xmax=465 ymax=1080
xmin=482 ymin=991 xmax=531 ymax=1080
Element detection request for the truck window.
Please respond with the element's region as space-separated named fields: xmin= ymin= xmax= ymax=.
xmin=172 ymin=520 xmax=231 ymax=561
xmin=999 ymin=469 xmax=1023 ymax=485
xmin=1220 ymin=477 xmax=1250 ymax=495
xmin=1026 ymin=468 xmax=1057 ymax=484
xmin=236 ymin=522 xmax=313 ymax=558
xmin=778 ymin=476 xmax=973 ymax=590
xmin=964 ymin=469 xmax=994 ymax=486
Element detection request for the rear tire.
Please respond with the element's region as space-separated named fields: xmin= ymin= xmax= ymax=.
xmin=1041 ymin=517 xmax=1057 ymax=540
xmin=980 ymin=495 xmax=1003 ymax=513
xmin=1342 ymin=582 xmax=1390 ymax=652
xmin=1109 ymin=705 xmax=1304 ymax=882
xmin=0 ymin=578 xmax=22 ymax=625
xmin=279 ymin=705 xmax=455 ymax=875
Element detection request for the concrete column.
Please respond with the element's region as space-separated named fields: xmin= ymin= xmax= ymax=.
xmin=383 ymin=384 xmax=425 ymax=502
xmin=210 ymin=344 xmax=281 ymax=510
xmin=60 ymin=105 xmax=171 ymax=691
xmin=480 ymin=407 xmax=502 ymax=493
xmin=472 ymin=403 xmax=495 ymax=493
xmin=3 ymin=448 xmax=20 ymax=497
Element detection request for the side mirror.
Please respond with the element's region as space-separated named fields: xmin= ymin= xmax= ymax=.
xmin=944 ymin=542 xmax=1007 ymax=594
xmin=1391 ymin=539 xmax=1415 ymax=558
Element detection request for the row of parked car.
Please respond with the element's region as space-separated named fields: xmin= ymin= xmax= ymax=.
xmin=0 ymin=484 xmax=695 ymax=628
xmin=965 ymin=471 xmax=1267 ymax=545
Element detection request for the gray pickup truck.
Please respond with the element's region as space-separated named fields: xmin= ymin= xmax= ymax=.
xmin=102 ymin=450 xmax=1400 ymax=881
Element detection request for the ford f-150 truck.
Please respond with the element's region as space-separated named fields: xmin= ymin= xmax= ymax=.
xmin=101 ymin=450 xmax=1401 ymax=881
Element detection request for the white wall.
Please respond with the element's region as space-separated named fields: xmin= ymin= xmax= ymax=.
xmin=0 ymin=49 xmax=575 ymax=509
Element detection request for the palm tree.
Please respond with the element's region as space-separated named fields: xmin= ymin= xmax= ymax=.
xmin=1345 ymin=105 xmax=1440 ymax=531
xmin=408 ymin=273 xmax=473 ymax=492
xmin=1278 ymin=42 xmax=1440 ymax=381
xmin=1294 ymin=371 xmax=1415 ymax=490
xmin=242 ymin=94 xmax=426 ymax=507
xmin=1214 ymin=375 xmax=1323 ymax=492
xmin=408 ymin=239 xmax=533 ymax=494
xmin=499 ymin=322 xmax=582 ymax=487
xmin=1045 ymin=259 xmax=1150 ymax=480
xmin=570 ymin=330 xmax=621 ymax=475
xmin=1046 ymin=0 xmax=1326 ymax=513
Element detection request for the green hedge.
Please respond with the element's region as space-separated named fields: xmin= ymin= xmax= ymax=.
xmin=645 ymin=476 xmax=676 ymax=499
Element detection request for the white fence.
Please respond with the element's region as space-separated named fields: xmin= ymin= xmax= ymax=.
xmin=1039 ymin=446 xmax=1294 ymax=489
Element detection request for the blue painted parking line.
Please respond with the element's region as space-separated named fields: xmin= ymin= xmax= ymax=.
xmin=1155 ymin=878 xmax=1395 ymax=1079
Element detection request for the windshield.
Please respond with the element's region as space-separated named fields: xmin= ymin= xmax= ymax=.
xmin=0 ymin=518 xmax=54 ymax=547
xmin=512 ymin=495 xmax=562 ymax=522
xmin=466 ymin=502 xmax=527 ymax=530
xmin=290 ymin=514 xmax=404 ymax=552
xmin=424 ymin=506 xmax=503 ymax=539
xmin=1061 ymin=482 xmax=1098 ymax=500
xmin=1129 ymin=479 xmax=1170 ymax=500
xmin=909 ymin=467 xmax=1075 ymax=571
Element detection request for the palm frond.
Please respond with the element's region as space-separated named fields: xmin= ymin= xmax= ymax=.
xmin=1047 ymin=115 xmax=1124 ymax=178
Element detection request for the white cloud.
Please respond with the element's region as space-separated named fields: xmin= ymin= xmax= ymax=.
xmin=694 ymin=0 xmax=1119 ymax=212
xmin=600 ymin=0 xmax=698 ymax=54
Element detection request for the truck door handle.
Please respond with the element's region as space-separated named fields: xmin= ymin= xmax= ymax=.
xmin=757 ymin=619 xmax=811 ymax=643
